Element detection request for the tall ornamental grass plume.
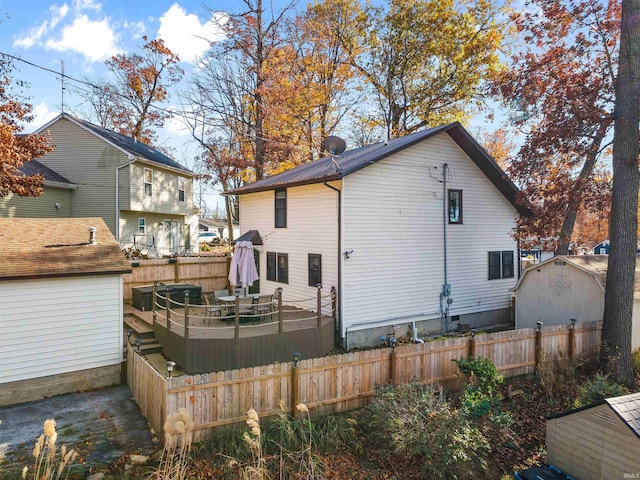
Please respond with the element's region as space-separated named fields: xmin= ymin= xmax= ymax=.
xmin=23 ymin=418 xmax=78 ymax=480
xmin=235 ymin=408 xmax=267 ymax=480
xmin=149 ymin=408 xmax=194 ymax=480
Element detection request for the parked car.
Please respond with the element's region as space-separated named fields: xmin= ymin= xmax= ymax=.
xmin=198 ymin=231 xmax=219 ymax=244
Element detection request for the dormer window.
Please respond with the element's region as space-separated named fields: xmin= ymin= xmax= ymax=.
xmin=144 ymin=168 xmax=153 ymax=197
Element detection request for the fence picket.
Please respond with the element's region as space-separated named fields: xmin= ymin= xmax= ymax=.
xmin=129 ymin=321 xmax=603 ymax=443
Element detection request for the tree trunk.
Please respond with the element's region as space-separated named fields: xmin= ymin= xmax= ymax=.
xmin=602 ymin=0 xmax=640 ymax=387
xmin=556 ymin=131 xmax=607 ymax=255
xmin=254 ymin=0 xmax=265 ymax=181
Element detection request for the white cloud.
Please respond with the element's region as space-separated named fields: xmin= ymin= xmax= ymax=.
xmin=13 ymin=1 xmax=120 ymax=63
xmin=45 ymin=15 xmax=119 ymax=62
xmin=30 ymin=103 xmax=58 ymax=130
xmin=165 ymin=108 xmax=190 ymax=137
xmin=158 ymin=4 xmax=226 ymax=63
xmin=13 ymin=3 xmax=69 ymax=49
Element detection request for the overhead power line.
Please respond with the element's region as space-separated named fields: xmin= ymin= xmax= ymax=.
xmin=0 ymin=51 xmax=198 ymax=123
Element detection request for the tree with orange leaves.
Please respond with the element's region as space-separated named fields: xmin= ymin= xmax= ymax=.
xmin=494 ymin=0 xmax=620 ymax=255
xmin=0 ymin=55 xmax=54 ymax=197
xmin=78 ymin=37 xmax=183 ymax=147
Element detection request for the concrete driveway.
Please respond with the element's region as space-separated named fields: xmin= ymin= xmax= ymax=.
xmin=0 ymin=385 xmax=156 ymax=477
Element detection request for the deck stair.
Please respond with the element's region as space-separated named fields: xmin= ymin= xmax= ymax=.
xmin=124 ymin=303 xmax=162 ymax=355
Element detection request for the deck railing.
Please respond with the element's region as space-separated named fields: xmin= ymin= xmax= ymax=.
xmin=149 ymin=283 xmax=337 ymax=373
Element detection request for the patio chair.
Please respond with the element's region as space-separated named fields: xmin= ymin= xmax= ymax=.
xmin=253 ymin=294 xmax=274 ymax=323
xmin=203 ymin=295 xmax=225 ymax=326
xmin=236 ymin=296 xmax=255 ymax=323
xmin=214 ymin=289 xmax=230 ymax=302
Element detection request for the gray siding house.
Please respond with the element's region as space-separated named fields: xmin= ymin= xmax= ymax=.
xmin=0 ymin=159 xmax=77 ymax=218
xmin=1 ymin=113 xmax=197 ymax=255
xmin=513 ymin=254 xmax=640 ymax=350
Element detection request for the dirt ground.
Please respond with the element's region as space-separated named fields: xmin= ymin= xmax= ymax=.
xmin=0 ymin=385 xmax=156 ymax=478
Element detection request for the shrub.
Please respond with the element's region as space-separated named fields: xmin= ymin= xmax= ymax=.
xmin=537 ymin=354 xmax=577 ymax=402
xmin=454 ymin=357 xmax=511 ymax=425
xmin=574 ymin=373 xmax=626 ymax=408
xmin=360 ymin=381 xmax=490 ymax=479
xmin=455 ymin=357 xmax=503 ymax=392
xmin=632 ymin=349 xmax=640 ymax=376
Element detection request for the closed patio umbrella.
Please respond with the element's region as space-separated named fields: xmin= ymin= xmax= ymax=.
xmin=228 ymin=241 xmax=259 ymax=288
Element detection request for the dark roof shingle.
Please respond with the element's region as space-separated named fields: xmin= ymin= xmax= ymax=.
xmin=18 ymin=159 xmax=76 ymax=187
xmin=607 ymin=392 xmax=640 ymax=438
xmin=229 ymin=122 xmax=528 ymax=216
xmin=40 ymin=113 xmax=193 ymax=175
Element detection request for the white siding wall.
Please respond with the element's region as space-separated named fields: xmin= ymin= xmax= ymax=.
xmin=0 ymin=275 xmax=123 ymax=384
xmin=239 ymin=182 xmax=340 ymax=310
xmin=342 ymin=133 xmax=518 ymax=334
xmin=515 ymin=263 xmax=605 ymax=329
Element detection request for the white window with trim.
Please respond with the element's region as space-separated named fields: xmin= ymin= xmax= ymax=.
xmin=144 ymin=168 xmax=153 ymax=197
xmin=138 ymin=218 xmax=146 ymax=234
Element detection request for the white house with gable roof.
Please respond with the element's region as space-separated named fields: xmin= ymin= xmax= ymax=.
xmin=229 ymin=122 xmax=528 ymax=348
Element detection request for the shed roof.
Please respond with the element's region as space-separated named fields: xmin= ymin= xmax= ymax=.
xmin=0 ymin=217 xmax=131 ymax=281
xmin=228 ymin=122 xmax=529 ymax=217
xmin=548 ymin=392 xmax=640 ymax=439
xmin=18 ymin=159 xmax=77 ymax=189
xmin=36 ymin=113 xmax=193 ymax=176
xmin=606 ymin=392 xmax=640 ymax=438
xmin=513 ymin=254 xmax=640 ymax=300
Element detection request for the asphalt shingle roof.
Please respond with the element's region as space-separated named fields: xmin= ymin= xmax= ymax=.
xmin=559 ymin=254 xmax=640 ymax=300
xmin=45 ymin=114 xmax=193 ymax=175
xmin=607 ymin=392 xmax=640 ymax=438
xmin=18 ymin=159 xmax=76 ymax=186
xmin=228 ymin=122 xmax=528 ymax=216
xmin=0 ymin=217 xmax=131 ymax=280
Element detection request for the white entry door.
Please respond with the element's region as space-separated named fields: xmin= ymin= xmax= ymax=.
xmin=163 ymin=220 xmax=180 ymax=254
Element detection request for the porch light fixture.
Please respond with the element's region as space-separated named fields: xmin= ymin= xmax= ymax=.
xmin=570 ymin=318 xmax=576 ymax=327
xmin=536 ymin=321 xmax=543 ymax=331
xmin=166 ymin=361 xmax=176 ymax=378
xmin=135 ymin=338 xmax=142 ymax=352
xmin=293 ymin=352 xmax=301 ymax=367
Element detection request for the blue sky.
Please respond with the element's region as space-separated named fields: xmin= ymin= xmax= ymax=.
xmin=1 ymin=0 xmax=242 ymax=211
xmin=1 ymin=0 xmax=519 ymax=213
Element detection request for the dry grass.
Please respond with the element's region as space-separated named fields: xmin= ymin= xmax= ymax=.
xmin=21 ymin=419 xmax=77 ymax=480
xmin=147 ymin=408 xmax=194 ymax=480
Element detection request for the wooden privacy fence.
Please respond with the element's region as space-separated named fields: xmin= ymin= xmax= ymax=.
xmin=129 ymin=320 xmax=602 ymax=444
xmin=123 ymin=256 xmax=230 ymax=300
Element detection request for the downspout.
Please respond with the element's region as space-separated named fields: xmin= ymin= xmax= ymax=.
xmin=115 ymin=154 xmax=136 ymax=242
xmin=440 ymin=163 xmax=450 ymax=334
xmin=323 ymin=180 xmax=342 ymax=346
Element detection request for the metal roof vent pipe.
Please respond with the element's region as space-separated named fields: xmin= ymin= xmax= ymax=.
xmin=89 ymin=227 xmax=97 ymax=245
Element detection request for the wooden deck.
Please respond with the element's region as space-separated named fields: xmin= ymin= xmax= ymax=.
xmin=124 ymin=299 xmax=336 ymax=374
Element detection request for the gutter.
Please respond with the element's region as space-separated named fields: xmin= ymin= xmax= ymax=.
xmin=323 ymin=180 xmax=343 ymax=345
xmin=115 ymin=154 xmax=136 ymax=242
xmin=43 ymin=180 xmax=78 ymax=190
